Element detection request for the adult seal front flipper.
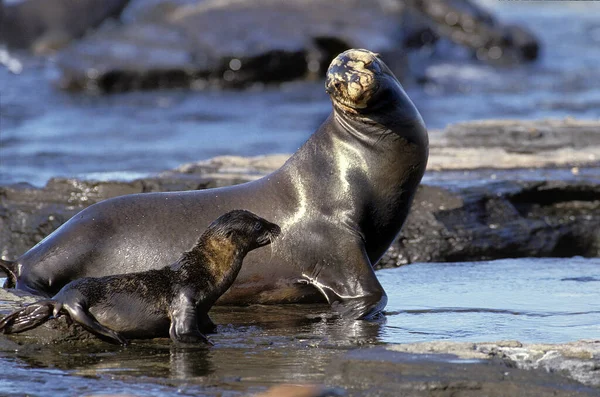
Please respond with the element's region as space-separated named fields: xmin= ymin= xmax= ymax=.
xmin=299 ymin=242 xmax=387 ymax=320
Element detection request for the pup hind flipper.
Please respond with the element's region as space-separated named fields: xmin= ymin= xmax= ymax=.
xmin=65 ymin=304 xmax=128 ymax=346
xmin=0 ymin=301 xmax=58 ymax=334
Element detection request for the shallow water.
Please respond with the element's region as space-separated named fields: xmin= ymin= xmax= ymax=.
xmin=1 ymin=257 xmax=598 ymax=396
xmin=1 ymin=2 xmax=599 ymax=186
xmin=380 ymin=257 xmax=600 ymax=343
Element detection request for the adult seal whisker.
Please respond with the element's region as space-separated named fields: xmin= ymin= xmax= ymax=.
xmin=1 ymin=49 xmax=428 ymax=320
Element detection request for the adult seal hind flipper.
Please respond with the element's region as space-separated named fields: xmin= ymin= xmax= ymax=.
xmin=4 ymin=49 xmax=428 ymax=320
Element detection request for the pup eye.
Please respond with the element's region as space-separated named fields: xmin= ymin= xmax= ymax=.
xmin=254 ymin=222 xmax=263 ymax=231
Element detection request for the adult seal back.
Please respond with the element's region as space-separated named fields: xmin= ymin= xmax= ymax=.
xmin=1 ymin=49 xmax=429 ymax=319
xmin=0 ymin=210 xmax=280 ymax=345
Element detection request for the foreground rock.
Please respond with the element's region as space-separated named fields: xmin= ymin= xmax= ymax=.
xmin=1 ymin=119 xmax=598 ymax=265
xmin=328 ymin=344 xmax=600 ymax=396
xmin=387 ymin=340 xmax=600 ymax=389
xmin=51 ymin=0 xmax=538 ymax=93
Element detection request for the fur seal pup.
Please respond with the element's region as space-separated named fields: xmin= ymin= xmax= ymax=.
xmin=0 ymin=210 xmax=280 ymax=345
xmin=1 ymin=49 xmax=428 ymax=319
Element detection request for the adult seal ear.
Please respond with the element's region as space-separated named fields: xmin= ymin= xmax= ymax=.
xmin=2 ymin=49 xmax=428 ymax=320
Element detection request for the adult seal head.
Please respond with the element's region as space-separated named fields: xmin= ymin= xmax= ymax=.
xmin=0 ymin=210 xmax=280 ymax=345
xmin=1 ymin=49 xmax=428 ymax=320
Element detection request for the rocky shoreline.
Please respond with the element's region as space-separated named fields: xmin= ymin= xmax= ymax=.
xmin=2 ymin=119 xmax=598 ymax=264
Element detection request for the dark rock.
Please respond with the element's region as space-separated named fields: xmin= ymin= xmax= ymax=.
xmin=377 ymin=179 xmax=600 ymax=268
xmin=0 ymin=175 xmax=215 ymax=260
xmin=55 ymin=0 xmax=408 ymax=93
xmin=404 ymin=0 xmax=540 ymax=64
xmin=1 ymin=169 xmax=598 ymax=269
xmin=0 ymin=0 xmax=131 ymax=53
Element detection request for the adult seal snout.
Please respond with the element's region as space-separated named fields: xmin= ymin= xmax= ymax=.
xmin=1 ymin=49 xmax=428 ymax=320
xmin=325 ymin=50 xmax=380 ymax=111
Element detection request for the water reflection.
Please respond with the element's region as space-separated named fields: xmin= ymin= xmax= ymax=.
xmin=169 ymin=347 xmax=213 ymax=379
xmin=1 ymin=304 xmax=385 ymax=390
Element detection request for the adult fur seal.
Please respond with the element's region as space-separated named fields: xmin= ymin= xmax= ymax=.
xmin=0 ymin=210 xmax=280 ymax=345
xmin=1 ymin=49 xmax=428 ymax=319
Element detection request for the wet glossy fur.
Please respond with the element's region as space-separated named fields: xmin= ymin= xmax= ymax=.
xmin=0 ymin=210 xmax=280 ymax=345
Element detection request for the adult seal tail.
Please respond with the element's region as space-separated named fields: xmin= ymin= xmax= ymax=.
xmin=3 ymin=49 xmax=428 ymax=320
xmin=0 ymin=210 xmax=280 ymax=345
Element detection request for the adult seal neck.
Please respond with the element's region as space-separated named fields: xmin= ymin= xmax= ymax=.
xmin=278 ymin=49 xmax=428 ymax=267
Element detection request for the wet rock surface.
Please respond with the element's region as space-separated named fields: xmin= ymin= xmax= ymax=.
xmin=2 ymin=119 xmax=598 ymax=265
xmin=329 ymin=344 xmax=600 ymax=396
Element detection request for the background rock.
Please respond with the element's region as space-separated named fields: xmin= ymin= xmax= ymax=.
xmin=0 ymin=0 xmax=131 ymax=53
xmin=42 ymin=0 xmax=540 ymax=93
xmin=55 ymin=0 xmax=408 ymax=92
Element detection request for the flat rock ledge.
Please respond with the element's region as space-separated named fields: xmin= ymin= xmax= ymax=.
xmin=326 ymin=343 xmax=600 ymax=396
xmin=387 ymin=340 xmax=600 ymax=388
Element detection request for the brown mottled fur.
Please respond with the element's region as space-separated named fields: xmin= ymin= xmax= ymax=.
xmin=0 ymin=210 xmax=280 ymax=345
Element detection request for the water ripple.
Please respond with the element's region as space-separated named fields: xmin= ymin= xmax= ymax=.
xmin=385 ymin=307 xmax=600 ymax=318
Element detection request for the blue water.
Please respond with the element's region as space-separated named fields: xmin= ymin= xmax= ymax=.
xmin=380 ymin=257 xmax=600 ymax=343
xmin=1 ymin=1 xmax=599 ymax=186
xmin=1 ymin=257 xmax=598 ymax=396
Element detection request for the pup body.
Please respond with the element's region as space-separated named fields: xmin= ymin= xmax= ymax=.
xmin=0 ymin=210 xmax=280 ymax=344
